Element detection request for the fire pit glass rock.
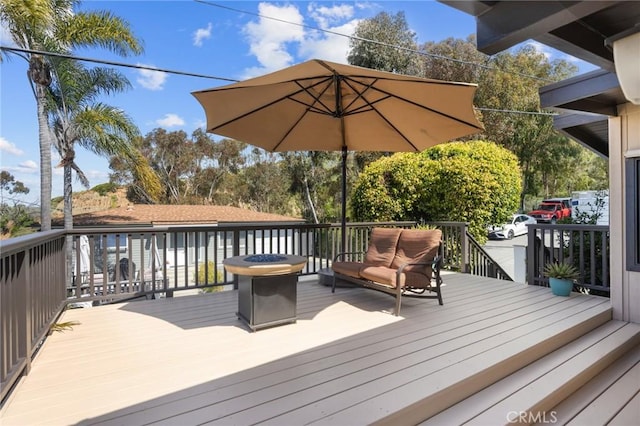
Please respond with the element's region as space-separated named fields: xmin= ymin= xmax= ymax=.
xmin=244 ymin=254 xmax=287 ymax=262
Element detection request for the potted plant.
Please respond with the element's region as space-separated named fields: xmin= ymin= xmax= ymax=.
xmin=543 ymin=262 xmax=579 ymax=296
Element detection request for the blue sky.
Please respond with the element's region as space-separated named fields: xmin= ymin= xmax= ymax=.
xmin=0 ymin=1 xmax=592 ymax=207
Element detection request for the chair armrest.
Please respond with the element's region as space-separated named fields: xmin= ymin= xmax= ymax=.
xmin=333 ymin=251 xmax=365 ymax=262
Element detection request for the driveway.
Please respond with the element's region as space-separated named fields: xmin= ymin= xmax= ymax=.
xmin=483 ymin=234 xmax=528 ymax=282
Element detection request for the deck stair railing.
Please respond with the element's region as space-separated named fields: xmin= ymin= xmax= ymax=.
xmin=467 ymin=232 xmax=514 ymax=281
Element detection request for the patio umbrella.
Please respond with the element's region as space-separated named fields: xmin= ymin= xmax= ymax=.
xmin=192 ymin=59 xmax=483 ymax=251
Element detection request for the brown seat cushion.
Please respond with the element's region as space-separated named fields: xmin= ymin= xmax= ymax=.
xmin=332 ymin=261 xmax=364 ymax=279
xmin=359 ymin=266 xmax=396 ymax=286
xmin=391 ymin=229 xmax=442 ymax=277
xmin=359 ymin=266 xmax=433 ymax=289
xmin=363 ymin=228 xmax=402 ymax=268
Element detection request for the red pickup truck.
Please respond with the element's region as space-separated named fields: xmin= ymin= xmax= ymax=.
xmin=528 ymin=198 xmax=572 ymax=223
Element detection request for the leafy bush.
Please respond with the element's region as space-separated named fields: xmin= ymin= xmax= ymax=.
xmin=92 ymin=182 xmax=118 ymax=196
xmin=196 ymin=261 xmax=225 ymax=293
xmin=351 ymin=140 xmax=522 ymax=243
xmin=0 ymin=204 xmax=36 ymax=237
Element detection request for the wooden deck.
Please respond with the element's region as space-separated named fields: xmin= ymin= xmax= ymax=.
xmin=1 ymin=272 xmax=636 ymax=425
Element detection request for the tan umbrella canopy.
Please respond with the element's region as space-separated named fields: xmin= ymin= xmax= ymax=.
xmin=192 ymin=59 xmax=483 ymax=250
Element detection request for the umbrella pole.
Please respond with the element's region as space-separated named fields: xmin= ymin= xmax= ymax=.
xmin=341 ymin=146 xmax=347 ymax=254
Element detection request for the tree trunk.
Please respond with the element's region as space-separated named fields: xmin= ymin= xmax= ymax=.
xmin=64 ymin=163 xmax=73 ymax=285
xmin=36 ymin=83 xmax=52 ymax=231
xmin=29 ymin=56 xmax=53 ymax=231
xmin=303 ymin=176 xmax=319 ymax=224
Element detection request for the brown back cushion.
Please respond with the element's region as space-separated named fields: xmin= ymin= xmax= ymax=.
xmin=391 ymin=229 xmax=442 ymax=275
xmin=363 ymin=228 xmax=402 ymax=267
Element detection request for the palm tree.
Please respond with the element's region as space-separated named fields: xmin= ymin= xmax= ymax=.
xmin=0 ymin=0 xmax=142 ymax=230
xmin=45 ymin=59 xmax=159 ymax=231
xmin=45 ymin=59 xmax=161 ymax=284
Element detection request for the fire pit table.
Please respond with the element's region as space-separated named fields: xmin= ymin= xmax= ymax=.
xmin=223 ymin=254 xmax=307 ymax=331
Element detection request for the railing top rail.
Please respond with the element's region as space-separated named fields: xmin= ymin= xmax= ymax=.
xmin=0 ymin=230 xmax=66 ymax=256
xmin=425 ymin=221 xmax=470 ymax=226
xmin=528 ymin=223 xmax=609 ymax=231
xmin=62 ymin=221 xmax=422 ymax=236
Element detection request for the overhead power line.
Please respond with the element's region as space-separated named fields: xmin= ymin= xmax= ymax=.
xmin=0 ymin=46 xmax=238 ymax=82
xmin=1 ymin=45 xmax=557 ymax=117
xmin=195 ymin=0 xmax=554 ymax=84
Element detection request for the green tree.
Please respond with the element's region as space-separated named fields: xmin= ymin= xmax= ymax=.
xmin=420 ymin=35 xmax=488 ymax=83
xmin=0 ymin=171 xmax=30 ymax=198
xmin=347 ymin=11 xmax=422 ymax=75
xmin=0 ymin=0 xmax=142 ymax=230
xmin=280 ymin=151 xmax=346 ymax=224
xmin=47 ymin=59 xmax=160 ymax=231
xmin=351 ymin=141 xmax=522 ymax=243
xmin=0 ymin=172 xmax=34 ymax=238
xmin=242 ymin=149 xmax=294 ymax=215
xmin=111 ymin=130 xmax=248 ymax=205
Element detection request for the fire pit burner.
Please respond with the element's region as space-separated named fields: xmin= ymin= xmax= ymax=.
xmin=244 ymin=254 xmax=287 ymax=262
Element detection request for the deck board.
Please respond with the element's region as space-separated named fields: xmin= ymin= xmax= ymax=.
xmin=421 ymin=320 xmax=630 ymax=426
xmin=0 ymin=273 xmax=614 ymax=425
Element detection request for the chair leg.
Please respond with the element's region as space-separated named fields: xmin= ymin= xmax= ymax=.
xmin=394 ymin=294 xmax=401 ymax=316
xmin=332 ymin=272 xmax=336 ymax=293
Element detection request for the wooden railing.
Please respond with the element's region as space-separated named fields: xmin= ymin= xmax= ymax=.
xmin=0 ymin=219 xmax=509 ymax=405
xmin=526 ymin=223 xmax=610 ymax=296
xmin=0 ymin=231 xmax=67 ymax=402
xmin=468 ymin=232 xmax=513 ymax=281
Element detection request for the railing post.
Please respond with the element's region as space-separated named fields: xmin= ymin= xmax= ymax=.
xmin=232 ymin=230 xmax=240 ymax=290
xmin=527 ymin=226 xmax=536 ymax=286
xmin=461 ymin=223 xmax=470 ymax=273
xmin=24 ymin=249 xmax=32 ymax=376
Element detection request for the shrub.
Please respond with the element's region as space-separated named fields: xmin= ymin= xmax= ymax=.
xmin=92 ymin=182 xmax=118 ymax=196
xmin=196 ymin=261 xmax=225 ymax=293
xmin=351 ymin=140 xmax=522 ymax=244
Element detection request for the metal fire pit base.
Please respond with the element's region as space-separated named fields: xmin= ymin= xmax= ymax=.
xmin=237 ymin=273 xmax=297 ymax=331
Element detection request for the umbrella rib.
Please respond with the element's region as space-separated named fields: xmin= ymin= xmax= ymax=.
xmin=208 ymin=78 xmax=335 ymax=132
xmin=293 ymin=79 xmax=335 ymax=116
xmin=271 ymin=110 xmax=308 ymax=151
xmin=346 ymin=76 xmax=484 ymax=131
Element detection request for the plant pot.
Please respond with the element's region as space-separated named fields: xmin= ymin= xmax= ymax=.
xmin=549 ymin=277 xmax=573 ymax=296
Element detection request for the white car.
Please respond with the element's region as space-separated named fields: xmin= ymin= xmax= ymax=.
xmin=488 ymin=214 xmax=537 ymax=240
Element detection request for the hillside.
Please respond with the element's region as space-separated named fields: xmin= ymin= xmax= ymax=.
xmin=52 ymin=187 xmax=130 ymax=218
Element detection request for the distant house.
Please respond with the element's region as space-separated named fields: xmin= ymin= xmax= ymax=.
xmin=55 ymin=204 xmax=305 ymax=277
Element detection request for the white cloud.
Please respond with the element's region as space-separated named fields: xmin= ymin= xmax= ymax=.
xmin=525 ymin=41 xmax=553 ymax=60
xmin=0 ymin=21 xmax=15 ymax=46
xmin=193 ymin=22 xmax=213 ymax=47
xmin=0 ymin=137 xmax=24 ymax=155
xmin=136 ymin=64 xmax=168 ymax=91
xmin=299 ymin=4 xmax=359 ymax=62
xmin=193 ymin=118 xmax=207 ymax=129
xmin=156 ymin=113 xmax=185 ymax=128
xmin=242 ymin=3 xmax=306 ymax=77
xmin=86 ymin=169 xmax=109 ymax=181
xmin=241 ymin=2 xmax=362 ymax=77
xmin=308 ymin=3 xmax=354 ymax=29
xmin=299 ymin=20 xmax=358 ymax=64
xmin=2 ymin=160 xmax=38 ymax=174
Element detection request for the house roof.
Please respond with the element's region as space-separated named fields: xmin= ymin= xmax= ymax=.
xmin=439 ymin=0 xmax=640 ymax=158
xmin=58 ymin=204 xmax=304 ymax=227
